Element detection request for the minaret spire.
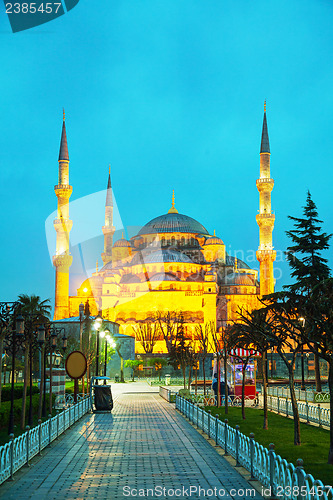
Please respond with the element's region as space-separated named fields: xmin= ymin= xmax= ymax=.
xmin=256 ymin=104 xmax=276 ymax=295
xmin=260 ymin=100 xmax=270 ymax=154
xmin=58 ymin=109 xmax=69 ymax=162
xmin=102 ymin=165 xmax=115 ymax=265
xmin=53 ymin=111 xmax=73 ymax=320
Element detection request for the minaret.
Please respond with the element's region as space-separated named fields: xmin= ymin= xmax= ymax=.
xmin=256 ymin=101 xmax=276 ymax=296
xmin=53 ymin=110 xmax=73 ymax=320
xmin=101 ymin=166 xmax=115 ymax=265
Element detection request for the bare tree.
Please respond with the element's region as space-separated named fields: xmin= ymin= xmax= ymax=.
xmin=134 ymin=321 xmax=160 ymax=354
xmin=195 ymin=323 xmax=211 ymax=395
xmin=156 ymin=311 xmax=179 ymax=354
xmin=209 ymin=323 xmax=232 ymax=411
xmin=234 ymin=307 xmax=274 ymax=430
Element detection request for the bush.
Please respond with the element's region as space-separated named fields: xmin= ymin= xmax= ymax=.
xmin=0 ymin=394 xmax=54 ymax=431
xmin=1 ymin=384 xmax=39 ymax=402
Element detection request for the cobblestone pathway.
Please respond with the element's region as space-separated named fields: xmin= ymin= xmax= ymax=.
xmin=0 ymin=392 xmax=263 ymax=500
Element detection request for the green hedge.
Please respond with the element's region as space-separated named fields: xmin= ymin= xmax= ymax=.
xmin=1 ymin=384 xmax=39 ymax=402
xmin=0 ymin=394 xmax=54 ymax=431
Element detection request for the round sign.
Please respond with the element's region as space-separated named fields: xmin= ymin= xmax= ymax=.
xmin=65 ymin=351 xmax=87 ymax=379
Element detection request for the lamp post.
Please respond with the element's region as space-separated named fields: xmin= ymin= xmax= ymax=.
xmin=299 ymin=317 xmax=306 ymax=391
xmin=94 ymin=313 xmax=103 ymax=377
xmin=79 ymin=302 xmax=84 ymax=351
xmin=100 ymin=329 xmax=116 ymax=384
xmin=41 ymin=326 xmax=66 ymax=418
xmin=5 ymin=313 xmax=25 ymax=435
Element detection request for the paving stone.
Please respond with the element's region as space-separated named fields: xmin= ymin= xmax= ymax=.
xmin=0 ymin=392 xmax=263 ymax=499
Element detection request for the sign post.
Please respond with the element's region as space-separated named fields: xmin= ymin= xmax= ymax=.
xmin=65 ymin=351 xmax=87 ymax=403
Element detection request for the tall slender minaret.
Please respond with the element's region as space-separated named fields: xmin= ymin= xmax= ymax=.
xmin=53 ymin=110 xmax=73 ymax=320
xmin=101 ymin=166 xmax=115 ymax=265
xmin=256 ymin=101 xmax=276 ymax=296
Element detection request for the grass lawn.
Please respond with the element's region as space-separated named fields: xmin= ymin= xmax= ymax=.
xmin=205 ymin=406 xmax=333 ymax=487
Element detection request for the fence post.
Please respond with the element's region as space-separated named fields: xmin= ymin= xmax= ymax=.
xmin=249 ymin=433 xmax=255 ymax=480
xmin=26 ymin=426 xmax=30 ymax=467
xmin=56 ymin=411 xmax=59 ymax=439
xmin=38 ymin=419 xmax=42 ymax=455
xmin=277 ymin=396 xmax=280 ymax=414
xmin=295 ymin=459 xmax=305 ymax=500
xmin=224 ymin=419 xmax=228 ymax=455
xmin=235 ymin=425 xmax=240 ymax=467
xmin=215 ymin=415 xmax=219 ymax=445
xmin=196 ymin=403 xmax=199 ymax=427
xmin=9 ymin=433 xmax=14 ymax=481
xmin=74 ymin=402 xmax=76 ymax=423
xmin=48 ymin=414 xmax=52 ymax=446
xmin=306 ymin=402 xmax=309 ymax=423
xmin=269 ymin=443 xmax=276 ymax=499
xmin=318 ymin=404 xmax=322 ymax=427
xmin=286 ymin=398 xmax=289 ymax=417
xmin=208 ymin=410 xmax=211 ymax=438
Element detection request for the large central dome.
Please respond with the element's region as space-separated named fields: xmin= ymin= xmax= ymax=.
xmin=137 ymin=212 xmax=209 ymax=235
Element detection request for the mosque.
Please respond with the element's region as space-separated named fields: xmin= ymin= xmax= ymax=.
xmin=52 ymin=106 xmax=275 ymax=353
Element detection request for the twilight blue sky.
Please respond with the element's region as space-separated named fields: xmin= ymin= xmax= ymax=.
xmin=0 ymin=0 xmax=333 ymax=308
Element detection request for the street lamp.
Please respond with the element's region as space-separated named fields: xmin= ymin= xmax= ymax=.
xmin=79 ymin=302 xmax=84 ymax=351
xmin=299 ymin=317 xmax=306 ymax=391
xmin=100 ymin=328 xmax=115 ymax=383
xmin=42 ymin=326 xmax=66 ymax=418
xmin=94 ymin=313 xmax=103 ymax=376
xmin=5 ymin=313 xmax=25 ymax=435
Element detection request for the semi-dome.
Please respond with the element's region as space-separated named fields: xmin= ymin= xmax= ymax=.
xmin=114 ymin=238 xmax=131 ymax=248
xmin=137 ymin=212 xmax=209 ymax=236
xmin=130 ymin=248 xmax=193 ymax=265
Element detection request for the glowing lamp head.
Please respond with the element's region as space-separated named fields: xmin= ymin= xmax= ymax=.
xmin=83 ymin=287 xmax=88 ymax=293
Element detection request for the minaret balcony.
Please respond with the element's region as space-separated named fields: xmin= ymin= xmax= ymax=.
xmin=256 ymin=178 xmax=274 ymax=192
xmin=256 ymin=249 xmax=276 ymax=262
xmin=54 ymin=184 xmax=73 ymax=197
xmin=256 ymin=213 xmax=275 ymax=227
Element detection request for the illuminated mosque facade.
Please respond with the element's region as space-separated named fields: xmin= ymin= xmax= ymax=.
xmin=53 ymin=106 xmax=275 ymax=353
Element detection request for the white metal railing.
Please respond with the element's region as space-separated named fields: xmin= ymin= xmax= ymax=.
xmin=159 ymin=386 xmax=176 ymax=402
xmin=267 ymin=386 xmax=330 ymax=403
xmin=176 ymin=395 xmax=333 ymax=500
xmin=267 ymin=395 xmax=330 ymax=428
xmin=0 ymin=396 xmax=90 ymax=484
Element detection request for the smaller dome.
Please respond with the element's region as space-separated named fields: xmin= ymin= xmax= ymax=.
xmin=225 ymin=273 xmax=255 ymax=286
xmin=114 ymin=235 xmax=131 ymax=248
xmin=204 ymin=235 xmax=224 ymax=246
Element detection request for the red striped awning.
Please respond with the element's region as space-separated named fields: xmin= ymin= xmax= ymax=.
xmin=229 ymin=348 xmax=260 ymax=357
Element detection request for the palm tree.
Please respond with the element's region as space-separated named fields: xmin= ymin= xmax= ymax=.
xmin=17 ymin=294 xmax=51 ymax=429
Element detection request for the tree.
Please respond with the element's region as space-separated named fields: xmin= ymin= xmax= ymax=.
xmin=234 ymin=307 xmax=274 ymax=429
xmin=301 ymin=279 xmax=333 ymax=463
xmin=168 ymin=313 xmax=191 ymax=388
xmin=125 ymin=359 xmax=143 ymax=381
xmin=156 ymin=311 xmax=179 ymax=354
xmin=17 ymin=294 xmax=51 ymax=429
xmin=195 ymin=323 xmax=211 ymax=395
xmin=134 ymin=321 xmax=159 ymax=354
xmin=209 ymin=324 xmax=232 ymax=411
xmin=147 ymin=357 xmax=168 ymax=381
xmin=227 ymin=323 xmax=254 ymax=420
xmin=285 ymin=191 xmax=332 ymax=391
xmin=264 ymin=294 xmax=304 ymax=445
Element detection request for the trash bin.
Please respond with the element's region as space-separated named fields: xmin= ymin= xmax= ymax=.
xmin=115 ymin=374 xmax=119 ymax=383
xmin=165 ymin=374 xmax=171 ymax=386
xmin=93 ymin=385 xmax=113 ymax=411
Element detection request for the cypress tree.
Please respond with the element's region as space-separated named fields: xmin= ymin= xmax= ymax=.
xmin=286 ymin=191 xmax=331 ymax=292
xmin=285 ymin=191 xmax=332 ymax=391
